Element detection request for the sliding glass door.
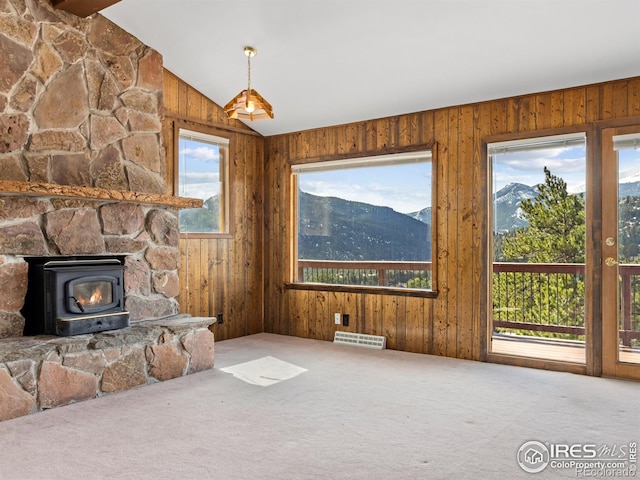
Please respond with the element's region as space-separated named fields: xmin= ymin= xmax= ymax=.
xmin=489 ymin=133 xmax=587 ymax=364
xmin=602 ymin=126 xmax=640 ymax=379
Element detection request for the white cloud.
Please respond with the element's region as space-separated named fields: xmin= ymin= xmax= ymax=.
xmin=180 ymin=146 xmax=220 ymax=162
xmin=177 ymin=172 xmax=220 ymax=200
xmin=297 ymin=161 xmax=433 ymax=213
xmin=180 ymin=172 xmax=219 ymax=184
xmin=300 ymin=179 xmax=430 ymax=213
xmin=493 ymin=146 xmax=586 ymax=191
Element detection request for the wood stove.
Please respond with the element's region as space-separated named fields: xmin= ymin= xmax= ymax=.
xmin=21 ymin=256 xmax=129 ymax=336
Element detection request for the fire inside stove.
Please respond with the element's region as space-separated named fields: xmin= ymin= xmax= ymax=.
xmin=22 ymin=256 xmax=130 ymax=336
xmin=71 ymin=280 xmax=113 ymax=312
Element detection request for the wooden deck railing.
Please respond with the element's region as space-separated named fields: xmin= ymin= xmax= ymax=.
xmin=298 ymin=260 xmax=432 ymax=288
xmin=297 ymin=259 xmax=640 ymax=346
xmin=493 ymin=262 xmax=640 ymax=346
xmin=492 ymin=262 xmax=587 ymax=339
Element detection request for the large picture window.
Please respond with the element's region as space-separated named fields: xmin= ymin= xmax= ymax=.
xmin=292 ymin=151 xmax=434 ymax=291
xmin=176 ymin=128 xmax=230 ymax=234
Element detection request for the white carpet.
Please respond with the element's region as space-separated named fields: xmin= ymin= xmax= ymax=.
xmin=0 ymin=333 xmax=638 ymax=480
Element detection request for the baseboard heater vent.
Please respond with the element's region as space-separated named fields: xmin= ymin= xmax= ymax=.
xmin=333 ymin=331 xmax=386 ymax=350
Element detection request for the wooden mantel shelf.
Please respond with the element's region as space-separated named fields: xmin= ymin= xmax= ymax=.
xmin=51 ymin=0 xmax=122 ymax=18
xmin=0 ymin=180 xmax=203 ymax=209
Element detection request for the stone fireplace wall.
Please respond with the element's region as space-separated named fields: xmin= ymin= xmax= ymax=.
xmin=0 ymin=0 xmax=181 ymax=339
xmin=0 ymin=199 xmax=181 ymax=338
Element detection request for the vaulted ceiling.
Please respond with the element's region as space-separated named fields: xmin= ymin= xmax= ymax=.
xmin=101 ymin=0 xmax=640 ymax=137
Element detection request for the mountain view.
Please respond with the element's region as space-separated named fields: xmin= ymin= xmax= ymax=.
xmin=179 ymin=195 xmax=220 ymax=232
xmin=494 ymin=180 xmax=640 ymax=264
xmin=494 ymin=180 xmax=640 ymax=231
xmin=618 ymin=182 xmax=640 ymax=198
xmin=178 ymin=191 xmax=433 ymax=261
xmin=492 ymin=182 xmax=538 ymax=233
xmin=179 ymin=178 xmax=640 ymax=263
xmin=298 ymin=191 xmax=431 ymax=261
xmin=408 ymin=206 xmax=431 ymax=225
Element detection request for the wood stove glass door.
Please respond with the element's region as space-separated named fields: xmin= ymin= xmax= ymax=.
xmin=68 ymin=276 xmax=117 ymax=314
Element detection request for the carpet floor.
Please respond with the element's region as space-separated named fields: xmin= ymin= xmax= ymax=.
xmin=0 ymin=333 xmax=638 ymax=479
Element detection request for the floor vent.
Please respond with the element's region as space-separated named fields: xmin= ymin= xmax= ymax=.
xmin=334 ymin=331 xmax=386 ymax=350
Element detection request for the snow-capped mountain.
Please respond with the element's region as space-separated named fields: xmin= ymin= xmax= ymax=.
xmin=493 ymin=178 xmax=640 ymax=234
xmin=493 ymin=183 xmax=538 ymax=233
xmin=618 ymin=169 xmax=640 ymax=197
xmin=408 ymin=206 xmax=431 ymax=225
xmin=385 ymin=177 xmax=640 ymax=241
xmin=572 ymin=168 xmax=640 ymax=196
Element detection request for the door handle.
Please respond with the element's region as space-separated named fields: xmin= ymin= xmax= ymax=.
xmin=605 ymin=257 xmax=618 ymax=267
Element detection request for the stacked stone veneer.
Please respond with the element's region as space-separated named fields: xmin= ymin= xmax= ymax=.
xmin=0 ymin=0 xmax=180 ymax=338
xmin=0 ymin=315 xmax=215 ymax=421
xmin=0 ymin=1 xmax=165 ymax=194
xmin=0 ymin=1 xmax=216 ymax=421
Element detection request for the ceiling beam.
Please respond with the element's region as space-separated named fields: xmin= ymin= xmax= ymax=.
xmin=51 ymin=0 xmax=122 ymax=18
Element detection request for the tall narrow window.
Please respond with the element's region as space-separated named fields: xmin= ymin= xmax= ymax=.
xmin=176 ymin=128 xmax=230 ymax=234
xmin=292 ymin=151 xmax=434 ymax=290
xmin=488 ymin=132 xmax=587 ymax=363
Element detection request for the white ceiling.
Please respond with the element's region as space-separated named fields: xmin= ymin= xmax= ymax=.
xmin=102 ymin=0 xmax=640 ymax=137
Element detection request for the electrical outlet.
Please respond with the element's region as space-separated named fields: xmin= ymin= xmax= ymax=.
xmin=342 ymin=314 xmax=349 ymax=327
xmin=334 ymin=313 xmax=341 ymax=325
xmin=217 ymin=312 xmax=223 ymax=325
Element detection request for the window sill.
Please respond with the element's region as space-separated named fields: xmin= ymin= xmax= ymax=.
xmin=179 ymin=232 xmax=233 ymax=239
xmin=285 ymin=282 xmax=438 ymax=298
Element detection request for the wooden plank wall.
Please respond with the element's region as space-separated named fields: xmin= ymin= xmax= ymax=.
xmin=264 ymin=77 xmax=640 ymax=361
xmin=162 ymin=69 xmax=264 ymax=341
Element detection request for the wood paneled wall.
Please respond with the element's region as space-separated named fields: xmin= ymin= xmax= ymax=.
xmin=264 ymin=77 xmax=640 ymax=361
xmin=163 ymin=70 xmax=264 ymax=341
xmin=161 ymin=68 xmax=640 ymax=355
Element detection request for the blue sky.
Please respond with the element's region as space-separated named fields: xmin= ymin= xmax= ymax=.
xmin=492 ymin=145 xmax=586 ymax=193
xmin=178 ymin=138 xmax=221 ymax=200
xmin=618 ymin=148 xmax=640 ymax=185
xmin=493 ymin=144 xmax=640 ymax=193
xmin=177 ymin=136 xmax=640 ymax=210
xmin=298 ymin=162 xmax=433 ymax=214
xmin=298 ymin=144 xmax=640 ymax=214
xmin=297 ymin=145 xmax=591 ymax=214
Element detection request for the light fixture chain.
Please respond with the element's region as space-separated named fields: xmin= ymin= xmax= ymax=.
xmin=247 ymin=53 xmax=251 ymax=93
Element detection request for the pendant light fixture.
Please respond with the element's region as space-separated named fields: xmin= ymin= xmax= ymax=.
xmin=224 ymin=46 xmax=274 ymax=121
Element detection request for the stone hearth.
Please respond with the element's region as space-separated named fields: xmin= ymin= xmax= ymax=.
xmin=0 ymin=314 xmax=215 ymax=421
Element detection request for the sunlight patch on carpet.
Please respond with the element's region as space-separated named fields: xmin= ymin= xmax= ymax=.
xmin=220 ymin=356 xmax=308 ymax=386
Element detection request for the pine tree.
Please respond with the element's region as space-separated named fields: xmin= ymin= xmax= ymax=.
xmin=501 ymin=167 xmax=585 ymax=263
xmin=493 ymin=167 xmax=586 ymax=339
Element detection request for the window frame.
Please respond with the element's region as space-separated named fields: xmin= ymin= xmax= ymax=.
xmin=287 ymin=147 xmax=438 ymax=298
xmin=173 ymin=122 xmax=233 ymax=239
